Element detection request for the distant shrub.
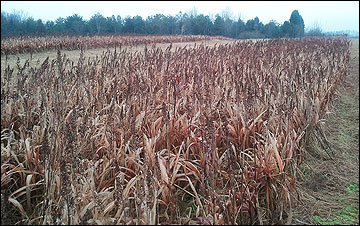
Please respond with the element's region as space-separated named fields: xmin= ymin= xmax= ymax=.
xmin=305 ymin=28 xmax=324 ymax=37
xmin=237 ymin=31 xmax=265 ymax=39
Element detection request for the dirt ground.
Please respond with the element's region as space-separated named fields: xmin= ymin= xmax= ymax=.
xmin=292 ymin=38 xmax=359 ymax=225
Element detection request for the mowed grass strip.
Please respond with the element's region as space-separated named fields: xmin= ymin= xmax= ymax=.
xmin=293 ymin=38 xmax=359 ymax=225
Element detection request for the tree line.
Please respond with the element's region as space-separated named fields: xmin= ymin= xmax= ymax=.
xmin=1 ymin=9 xmax=308 ymax=39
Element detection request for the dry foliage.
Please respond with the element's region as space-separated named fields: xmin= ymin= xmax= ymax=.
xmin=1 ymin=35 xmax=350 ymax=225
xmin=1 ymin=34 xmax=233 ymax=55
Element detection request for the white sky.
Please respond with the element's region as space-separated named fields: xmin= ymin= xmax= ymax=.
xmin=1 ymin=1 xmax=359 ymax=32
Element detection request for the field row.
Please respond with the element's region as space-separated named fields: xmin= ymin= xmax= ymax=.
xmin=1 ymin=34 xmax=234 ymax=55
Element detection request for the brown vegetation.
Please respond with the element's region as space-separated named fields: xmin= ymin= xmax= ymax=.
xmin=1 ymin=34 xmax=234 ymax=55
xmin=1 ymin=36 xmax=350 ymax=224
xmin=292 ymin=38 xmax=359 ymax=225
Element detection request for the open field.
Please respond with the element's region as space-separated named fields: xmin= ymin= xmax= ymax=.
xmin=1 ymin=35 xmax=355 ymax=225
xmin=1 ymin=38 xmax=236 ymax=71
xmin=0 ymin=34 xmax=236 ymax=55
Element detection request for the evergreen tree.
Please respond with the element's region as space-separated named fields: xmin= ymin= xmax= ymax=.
xmin=289 ymin=10 xmax=305 ymax=37
xmin=263 ymin=20 xmax=282 ymax=38
xmin=213 ymin=14 xmax=225 ymax=35
xmin=65 ymin=14 xmax=85 ymax=34
xmin=88 ymin=13 xmax=106 ymax=34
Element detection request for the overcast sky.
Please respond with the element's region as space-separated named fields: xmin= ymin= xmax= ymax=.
xmin=1 ymin=1 xmax=359 ymax=32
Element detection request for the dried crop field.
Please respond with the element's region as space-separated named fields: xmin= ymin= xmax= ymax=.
xmin=1 ymin=34 xmax=234 ymax=55
xmin=1 ymin=35 xmax=351 ymax=225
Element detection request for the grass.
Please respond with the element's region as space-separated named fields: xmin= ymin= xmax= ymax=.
xmin=311 ymin=205 xmax=359 ymax=225
xmin=311 ymin=195 xmax=359 ymax=225
xmin=292 ymin=39 xmax=359 ymax=225
xmin=311 ymin=215 xmax=341 ymax=225
xmin=346 ymin=183 xmax=359 ymax=195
